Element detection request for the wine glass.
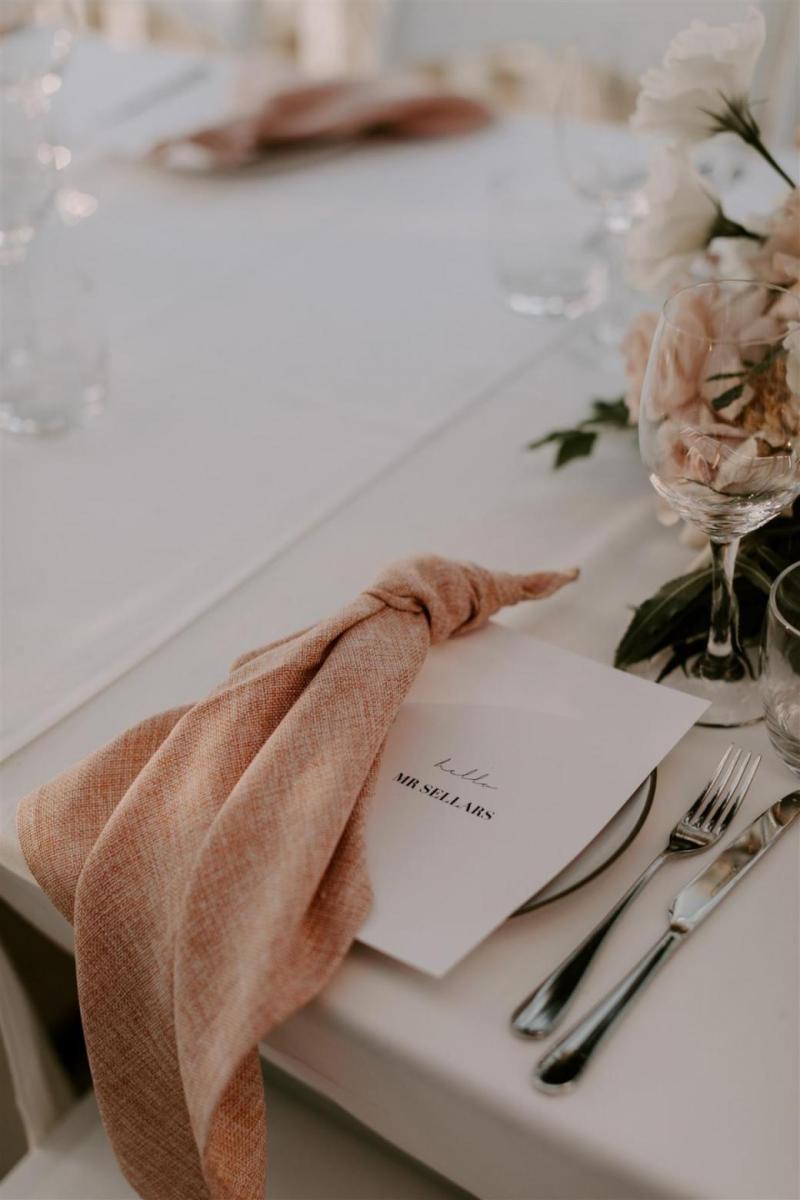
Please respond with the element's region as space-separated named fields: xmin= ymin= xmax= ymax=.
xmin=0 ymin=0 xmax=80 ymax=259
xmin=0 ymin=1 xmax=105 ymax=435
xmin=639 ymin=280 xmax=800 ymax=727
xmin=554 ymin=48 xmax=649 ymax=348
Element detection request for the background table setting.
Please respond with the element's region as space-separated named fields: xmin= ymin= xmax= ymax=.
xmin=0 ymin=3 xmax=799 ymax=1199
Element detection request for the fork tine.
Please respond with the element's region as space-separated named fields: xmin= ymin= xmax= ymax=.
xmin=684 ymin=744 xmax=735 ymax=823
xmin=703 ymin=751 xmax=751 ymax=831
xmin=716 ymin=754 xmax=761 ymax=835
xmin=692 ymin=746 xmax=741 ymax=827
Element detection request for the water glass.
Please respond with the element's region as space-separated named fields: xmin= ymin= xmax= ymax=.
xmin=488 ymin=169 xmax=605 ymax=319
xmin=0 ymin=90 xmax=58 ymax=261
xmin=761 ymin=563 xmax=800 ymax=775
xmin=0 ymin=250 xmax=107 ymax=434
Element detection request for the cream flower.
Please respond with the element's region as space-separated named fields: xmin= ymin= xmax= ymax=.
xmin=631 ymin=6 xmax=765 ymax=143
xmin=627 ymin=147 xmax=720 ymax=293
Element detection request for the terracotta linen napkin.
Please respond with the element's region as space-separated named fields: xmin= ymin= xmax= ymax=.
xmin=152 ymin=77 xmax=493 ymax=169
xmin=18 ymin=555 xmax=576 ymax=1200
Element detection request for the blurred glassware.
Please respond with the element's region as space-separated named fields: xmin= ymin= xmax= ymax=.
xmin=0 ymin=91 xmax=60 ymax=261
xmin=0 ymin=0 xmax=77 ymax=89
xmin=554 ymin=48 xmax=649 ymax=348
xmin=488 ymin=167 xmax=605 ymax=319
xmin=761 ymin=563 xmax=800 ymax=775
xmin=638 ymin=279 xmax=800 ymax=727
xmin=0 ymin=0 xmax=80 ymax=258
xmin=0 ymin=1 xmax=104 ymax=436
xmin=0 ymin=242 xmax=107 ymax=434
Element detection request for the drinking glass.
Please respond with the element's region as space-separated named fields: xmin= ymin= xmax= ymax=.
xmin=0 ymin=1 xmax=103 ymax=435
xmin=639 ymin=280 xmax=800 ymax=727
xmin=488 ymin=168 xmax=605 ymax=319
xmin=0 ymin=239 xmax=106 ymax=434
xmin=0 ymin=89 xmax=59 ymax=261
xmin=554 ymin=50 xmax=649 ymax=348
xmin=761 ymin=563 xmax=800 ymax=775
xmin=0 ymin=1 xmax=80 ymax=251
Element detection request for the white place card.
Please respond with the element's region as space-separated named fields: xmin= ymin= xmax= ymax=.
xmin=358 ymin=623 xmax=707 ymax=975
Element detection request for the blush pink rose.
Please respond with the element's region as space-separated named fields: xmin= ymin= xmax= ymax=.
xmin=763 ymin=189 xmax=800 ymax=286
xmin=646 ymin=289 xmax=717 ymax=420
xmin=621 ymin=310 xmax=659 ymax=423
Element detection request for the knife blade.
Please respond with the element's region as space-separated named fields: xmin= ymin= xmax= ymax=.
xmin=534 ymin=792 xmax=800 ymax=1092
xmin=670 ymin=790 xmax=800 ymax=933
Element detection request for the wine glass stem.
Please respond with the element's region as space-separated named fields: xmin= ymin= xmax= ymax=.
xmin=695 ymin=537 xmax=745 ymax=681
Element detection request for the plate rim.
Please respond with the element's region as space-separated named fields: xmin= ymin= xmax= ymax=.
xmin=509 ymin=768 xmax=657 ymax=918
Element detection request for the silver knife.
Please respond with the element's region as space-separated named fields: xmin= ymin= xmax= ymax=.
xmin=534 ymin=792 xmax=800 ymax=1093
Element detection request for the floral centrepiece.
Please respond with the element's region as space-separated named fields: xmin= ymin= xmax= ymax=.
xmin=529 ymin=4 xmax=800 ymax=675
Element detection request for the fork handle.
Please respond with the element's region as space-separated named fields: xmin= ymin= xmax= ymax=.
xmin=533 ymin=929 xmax=684 ymax=1092
xmin=512 ymin=852 xmax=668 ymax=1038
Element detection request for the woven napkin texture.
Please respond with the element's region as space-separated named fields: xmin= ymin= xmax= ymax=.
xmin=18 ymin=555 xmax=575 ymax=1199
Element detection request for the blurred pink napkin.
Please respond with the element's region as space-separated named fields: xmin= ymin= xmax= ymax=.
xmin=153 ymin=76 xmax=493 ymax=169
xmin=18 ymin=555 xmax=574 ymax=1200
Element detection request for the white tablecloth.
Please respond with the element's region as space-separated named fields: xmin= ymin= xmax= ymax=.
xmin=1 ymin=41 xmax=798 ymax=1200
xmin=2 ymin=43 xmax=614 ymax=759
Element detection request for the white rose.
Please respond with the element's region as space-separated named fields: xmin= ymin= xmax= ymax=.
xmin=626 ymin=147 xmax=719 ymax=293
xmin=784 ymin=326 xmax=800 ymax=395
xmin=631 ymin=6 xmax=765 ymax=143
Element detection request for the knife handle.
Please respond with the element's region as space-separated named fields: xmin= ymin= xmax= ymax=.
xmin=533 ymin=929 xmax=683 ymax=1092
xmin=512 ymin=851 xmax=668 ymax=1037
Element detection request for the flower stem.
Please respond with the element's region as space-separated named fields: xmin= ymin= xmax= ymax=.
xmin=745 ymin=135 xmax=796 ymax=189
xmin=711 ymin=95 xmax=797 ymax=188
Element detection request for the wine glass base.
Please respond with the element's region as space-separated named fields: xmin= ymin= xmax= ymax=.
xmin=633 ymin=649 xmax=764 ymax=728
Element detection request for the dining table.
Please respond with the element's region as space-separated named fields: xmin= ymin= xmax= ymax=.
xmin=0 ymin=36 xmax=798 ymax=1200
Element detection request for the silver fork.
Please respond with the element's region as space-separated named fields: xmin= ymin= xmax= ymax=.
xmin=512 ymin=745 xmax=760 ymax=1038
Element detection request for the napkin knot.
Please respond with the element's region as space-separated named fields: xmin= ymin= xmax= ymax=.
xmin=18 ymin=552 xmax=577 ymax=1200
xmin=366 ymin=555 xmax=578 ymax=644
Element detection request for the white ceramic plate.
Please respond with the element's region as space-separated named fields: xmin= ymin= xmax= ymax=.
xmin=512 ymin=770 xmax=656 ymax=915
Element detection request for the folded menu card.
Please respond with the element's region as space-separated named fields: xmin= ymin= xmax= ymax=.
xmin=358 ymin=623 xmax=707 ymax=975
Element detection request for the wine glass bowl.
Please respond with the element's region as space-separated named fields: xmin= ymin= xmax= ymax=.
xmin=639 ymin=280 xmax=800 ymax=723
xmin=553 ymin=48 xmax=649 ymax=347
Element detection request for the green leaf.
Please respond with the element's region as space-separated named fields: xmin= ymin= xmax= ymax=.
xmin=614 ymin=568 xmax=712 ymax=669
xmin=735 ymin=557 xmax=774 ymax=595
xmin=589 ymin=396 xmax=630 ymax=426
xmin=526 ymin=430 xmax=571 ymax=451
xmin=555 ymin=429 xmax=597 ymax=467
xmin=750 ymin=545 xmax=791 ymax=577
xmin=711 ymin=382 xmax=745 ymax=411
xmin=705 ymin=371 xmax=745 ymax=382
xmin=656 ymin=635 xmax=707 ymax=682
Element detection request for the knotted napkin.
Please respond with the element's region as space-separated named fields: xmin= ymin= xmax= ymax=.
xmin=18 ymin=555 xmax=576 ymax=1200
xmin=152 ymin=77 xmax=492 ymax=170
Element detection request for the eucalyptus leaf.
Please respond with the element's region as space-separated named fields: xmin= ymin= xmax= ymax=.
xmin=614 ymin=568 xmax=712 ymax=669
xmin=656 ymin=635 xmax=707 ymax=682
xmin=736 ymin=557 xmax=776 ymax=595
xmin=555 ymin=429 xmax=597 ymax=467
xmin=589 ymin=397 xmax=629 ymax=426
